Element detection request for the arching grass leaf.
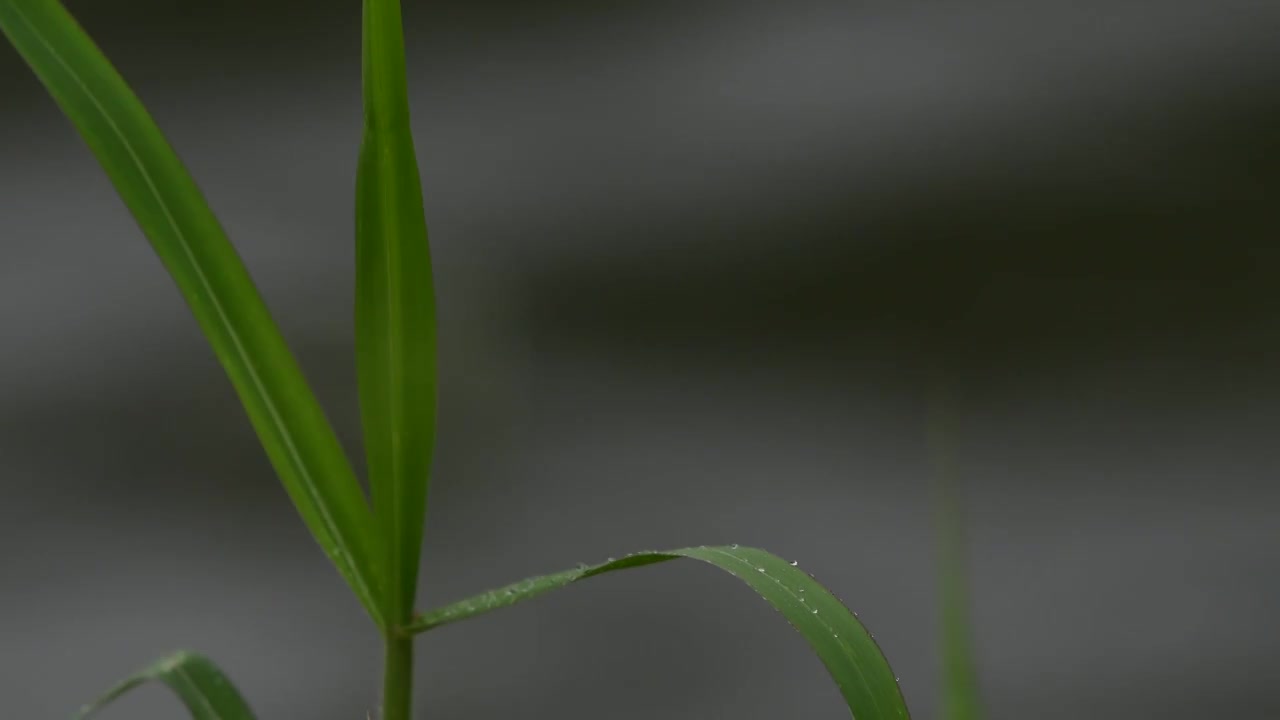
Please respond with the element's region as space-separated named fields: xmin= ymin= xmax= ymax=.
xmin=75 ymin=651 xmax=256 ymax=720
xmin=0 ymin=0 xmax=387 ymax=628
xmin=405 ymin=545 xmax=911 ymax=720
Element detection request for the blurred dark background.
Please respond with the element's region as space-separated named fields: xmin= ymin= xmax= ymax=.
xmin=2 ymin=0 xmax=1278 ymax=717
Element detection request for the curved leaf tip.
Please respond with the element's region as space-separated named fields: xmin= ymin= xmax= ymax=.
xmin=407 ymin=545 xmax=911 ymax=720
xmin=74 ymin=650 xmax=256 ymax=720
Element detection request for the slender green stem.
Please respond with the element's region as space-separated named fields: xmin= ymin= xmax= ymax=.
xmin=382 ymin=632 xmax=414 ymax=720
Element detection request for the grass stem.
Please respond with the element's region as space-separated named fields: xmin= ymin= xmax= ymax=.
xmin=382 ymin=632 xmax=414 ymax=720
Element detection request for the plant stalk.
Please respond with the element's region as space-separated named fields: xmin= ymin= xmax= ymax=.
xmin=382 ymin=631 xmax=414 ymax=720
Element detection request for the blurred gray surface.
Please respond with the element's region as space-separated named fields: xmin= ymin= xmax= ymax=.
xmin=2 ymin=1 xmax=1279 ymax=718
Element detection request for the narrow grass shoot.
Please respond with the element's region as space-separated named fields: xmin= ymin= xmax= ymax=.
xmin=930 ymin=393 xmax=985 ymax=720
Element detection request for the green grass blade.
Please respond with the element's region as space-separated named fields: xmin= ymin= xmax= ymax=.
xmin=356 ymin=0 xmax=436 ymax=625
xmin=0 ymin=0 xmax=386 ymax=627
xmin=929 ymin=395 xmax=984 ymax=720
xmin=405 ymin=546 xmax=911 ymax=720
xmin=74 ymin=651 xmax=256 ymax=720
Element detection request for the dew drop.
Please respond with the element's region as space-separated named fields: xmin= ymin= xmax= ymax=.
xmin=730 ymin=544 xmax=739 ymax=549
xmin=757 ymin=567 xmax=766 ymax=573
xmin=789 ymin=560 xmax=799 ymax=567
xmin=811 ymin=608 xmax=819 ymax=614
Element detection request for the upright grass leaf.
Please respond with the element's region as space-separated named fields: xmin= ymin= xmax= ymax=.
xmin=74 ymin=651 xmax=256 ymax=720
xmin=929 ymin=394 xmax=984 ymax=720
xmin=406 ymin=546 xmax=912 ymax=720
xmin=0 ymin=0 xmax=386 ymax=627
xmin=355 ymin=0 xmax=436 ymax=628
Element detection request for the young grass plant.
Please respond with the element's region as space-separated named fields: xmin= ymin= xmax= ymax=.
xmin=1 ymin=1 xmax=927 ymax=718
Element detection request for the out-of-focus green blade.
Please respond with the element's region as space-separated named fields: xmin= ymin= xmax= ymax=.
xmin=937 ymin=503 xmax=982 ymax=720
xmin=0 ymin=0 xmax=386 ymax=627
xmin=356 ymin=0 xmax=436 ymax=625
xmin=74 ymin=651 xmax=256 ymax=720
xmin=405 ymin=546 xmax=911 ymax=720
xmin=930 ymin=395 xmax=984 ymax=720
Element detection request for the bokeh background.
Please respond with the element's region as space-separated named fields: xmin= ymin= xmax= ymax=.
xmin=2 ymin=0 xmax=1278 ymax=717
